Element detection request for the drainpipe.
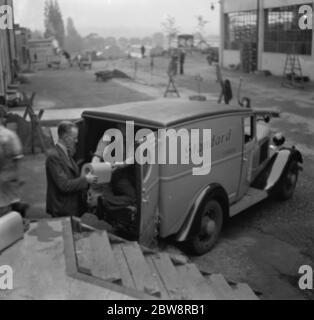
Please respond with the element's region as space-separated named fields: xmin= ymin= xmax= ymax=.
xmin=219 ymin=0 xmax=224 ymax=68
xmin=312 ymin=0 xmax=314 ymax=59
xmin=257 ymin=0 xmax=264 ymax=71
xmin=4 ymin=0 xmax=13 ymax=84
xmin=256 ymin=0 xmax=260 ymax=71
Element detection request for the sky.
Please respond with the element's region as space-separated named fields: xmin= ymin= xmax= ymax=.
xmin=13 ymin=0 xmax=220 ymax=38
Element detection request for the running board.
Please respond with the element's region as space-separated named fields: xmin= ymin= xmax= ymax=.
xmin=230 ymin=188 xmax=268 ymax=217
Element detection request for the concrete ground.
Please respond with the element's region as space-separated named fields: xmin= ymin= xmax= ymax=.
xmin=14 ymin=55 xmax=314 ymax=300
xmin=18 ymin=67 xmax=152 ymax=110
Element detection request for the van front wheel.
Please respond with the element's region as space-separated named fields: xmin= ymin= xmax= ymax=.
xmin=184 ymin=199 xmax=223 ymax=256
xmin=273 ymin=160 xmax=299 ymax=201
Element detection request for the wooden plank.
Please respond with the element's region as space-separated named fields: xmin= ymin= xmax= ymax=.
xmin=176 ymin=264 xmax=217 ymax=300
xmin=152 ymin=253 xmax=188 ymax=300
xmin=234 ymin=283 xmax=259 ymax=300
xmin=146 ymin=255 xmax=170 ymax=300
xmin=64 ymin=220 xmax=156 ymax=301
xmin=7 ymin=84 xmax=19 ymax=90
xmin=38 ymin=109 xmax=44 ymax=120
xmin=87 ymin=231 xmax=121 ymax=283
xmin=209 ymin=274 xmax=237 ymax=300
xmin=169 ymin=254 xmax=189 ymax=266
xmin=75 ymin=234 xmax=92 ymax=275
xmin=122 ymin=242 xmax=161 ymax=297
xmin=112 ymin=244 xmax=136 ymax=290
xmin=35 ymin=123 xmax=48 ymax=155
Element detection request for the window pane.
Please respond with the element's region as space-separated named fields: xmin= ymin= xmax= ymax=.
xmin=224 ymin=11 xmax=258 ymax=51
xmin=264 ymin=4 xmax=312 ymax=55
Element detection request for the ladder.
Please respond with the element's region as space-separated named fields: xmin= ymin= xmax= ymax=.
xmin=164 ymin=72 xmax=180 ymax=98
xmin=21 ymin=92 xmax=47 ymax=155
xmin=282 ymin=52 xmax=305 ymax=89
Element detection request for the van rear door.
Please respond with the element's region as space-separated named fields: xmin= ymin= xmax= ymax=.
xmin=74 ymin=118 xmax=87 ymax=165
xmin=137 ymin=132 xmax=159 ymax=248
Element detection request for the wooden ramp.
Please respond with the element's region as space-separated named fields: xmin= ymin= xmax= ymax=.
xmin=74 ymin=227 xmax=259 ymax=300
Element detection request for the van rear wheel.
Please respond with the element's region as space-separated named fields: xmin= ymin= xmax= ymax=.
xmin=185 ymin=199 xmax=223 ymax=256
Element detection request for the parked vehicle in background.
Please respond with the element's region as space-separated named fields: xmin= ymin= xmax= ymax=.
xmin=128 ymin=45 xmax=152 ymax=59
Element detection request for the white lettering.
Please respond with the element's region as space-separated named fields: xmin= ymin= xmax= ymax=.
xmin=299 ymin=5 xmax=313 ymax=30
xmin=0 ymin=5 xmax=13 ymax=30
xmin=298 ymin=265 xmax=313 ymax=290
xmin=158 ymin=129 xmax=190 ymax=165
xmin=0 ymin=265 xmax=13 ymax=290
xmin=191 ymin=129 xmax=212 ymax=176
xmin=101 ymin=122 xmax=213 ymax=176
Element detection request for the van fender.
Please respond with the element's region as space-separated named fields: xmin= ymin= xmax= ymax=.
xmin=175 ymin=184 xmax=229 ymax=242
xmin=265 ymin=147 xmax=303 ymax=192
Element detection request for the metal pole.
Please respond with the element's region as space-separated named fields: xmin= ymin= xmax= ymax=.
xmin=256 ymin=0 xmax=260 ymax=71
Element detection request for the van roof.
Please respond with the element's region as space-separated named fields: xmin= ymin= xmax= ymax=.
xmin=82 ymin=99 xmax=248 ymax=128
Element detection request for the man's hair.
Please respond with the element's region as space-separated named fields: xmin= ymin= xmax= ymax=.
xmin=58 ymin=121 xmax=78 ymax=139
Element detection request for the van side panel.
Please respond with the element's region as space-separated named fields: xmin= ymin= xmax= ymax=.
xmin=159 ymin=116 xmax=243 ymax=238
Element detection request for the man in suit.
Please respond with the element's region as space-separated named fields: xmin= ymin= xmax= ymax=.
xmin=179 ymin=47 xmax=186 ymax=75
xmin=46 ymin=121 xmax=97 ymax=218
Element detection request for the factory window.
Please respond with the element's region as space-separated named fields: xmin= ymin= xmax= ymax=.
xmin=224 ymin=11 xmax=258 ymax=50
xmin=264 ymin=5 xmax=312 ymax=55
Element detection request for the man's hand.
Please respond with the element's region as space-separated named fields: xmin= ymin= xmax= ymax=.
xmin=112 ymin=161 xmax=131 ymax=172
xmin=85 ymin=173 xmax=98 ymax=184
xmin=92 ymin=156 xmax=101 ymax=163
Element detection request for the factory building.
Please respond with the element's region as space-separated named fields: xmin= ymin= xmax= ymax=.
xmin=220 ymin=0 xmax=314 ymax=79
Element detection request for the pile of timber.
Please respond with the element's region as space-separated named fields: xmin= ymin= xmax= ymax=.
xmin=74 ymin=225 xmax=259 ymax=300
xmin=95 ymin=69 xmax=130 ymax=82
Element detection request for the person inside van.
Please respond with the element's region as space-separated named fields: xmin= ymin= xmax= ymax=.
xmin=89 ymin=123 xmax=136 ymax=218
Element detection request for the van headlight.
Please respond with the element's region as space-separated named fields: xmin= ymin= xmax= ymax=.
xmin=273 ymin=132 xmax=286 ymax=147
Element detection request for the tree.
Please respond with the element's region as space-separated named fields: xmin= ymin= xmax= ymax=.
xmin=142 ymin=37 xmax=153 ymax=46
xmin=118 ymin=37 xmax=129 ymax=50
xmin=129 ymin=37 xmax=141 ymax=45
xmin=161 ymin=15 xmax=180 ymax=48
xmin=195 ymin=15 xmax=209 ymax=46
xmin=104 ymin=37 xmax=117 ymax=48
xmin=31 ymin=30 xmax=44 ymax=39
xmin=65 ymin=17 xmax=82 ymax=53
xmin=44 ymin=0 xmax=65 ymax=47
xmin=83 ymin=33 xmax=105 ymax=51
xmin=152 ymin=32 xmax=165 ymax=48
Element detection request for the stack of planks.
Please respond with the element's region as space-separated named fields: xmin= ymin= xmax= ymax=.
xmin=74 ymin=230 xmax=259 ymax=300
